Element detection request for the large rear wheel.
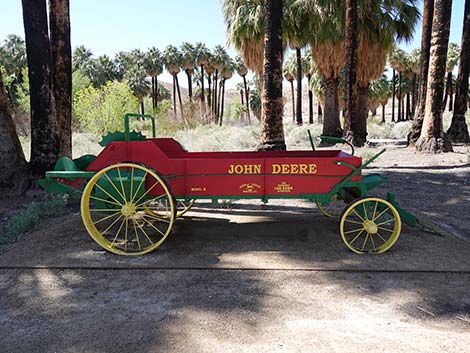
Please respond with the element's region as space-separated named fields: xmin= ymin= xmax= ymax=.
xmin=339 ymin=197 xmax=401 ymax=254
xmin=81 ymin=163 xmax=175 ymax=256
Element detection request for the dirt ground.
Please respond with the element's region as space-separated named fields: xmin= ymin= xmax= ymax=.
xmin=0 ymin=144 xmax=469 ymax=353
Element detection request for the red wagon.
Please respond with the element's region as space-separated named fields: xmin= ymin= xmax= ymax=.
xmin=42 ymin=114 xmax=413 ymax=256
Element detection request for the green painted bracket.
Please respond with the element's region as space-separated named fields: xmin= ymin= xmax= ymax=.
xmin=307 ymin=130 xmax=316 ymax=151
xmin=124 ymin=113 xmax=156 ymax=142
xmin=320 ymin=135 xmax=355 ymax=156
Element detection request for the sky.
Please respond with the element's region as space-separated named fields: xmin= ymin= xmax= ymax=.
xmin=0 ymin=0 xmax=466 ymax=87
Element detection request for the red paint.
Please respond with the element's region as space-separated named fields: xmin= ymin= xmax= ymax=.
xmin=80 ymin=138 xmax=363 ymax=197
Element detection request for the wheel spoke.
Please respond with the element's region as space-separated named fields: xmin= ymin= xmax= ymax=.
xmin=124 ymin=218 xmax=129 ymax=252
xmin=131 ymin=171 xmax=148 ymax=204
xmin=116 ymin=167 xmax=127 ymax=202
xmin=352 ymin=209 xmax=366 ymax=222
xmin=378 ymin=226 xmax=394 ymax=233
xmin=373 ymin=207 xmax=391 ymax=222
xmin=135 ymin=220 xmax=154 ymax=246
xmin=362 ymin=203 xmax=369 ymax=220
xmin=142 ymin=212 xmax=171 ymax=223
xmin=93 ymin=211 xmax=121 ymax=225
xmin=376 ymin=218 xmax=395 ymax=227
xmin=370 ymin=234 xmax=377 ymax=252
xmin=101 ymin=214 xmax=124 ymax=235
xmin=372 ymin=201 xmax=379 ymax=221
xmin=129 ymin=167 xmax=134 ymax=204
xmin=134 ymin=181 xmax=162 ymax=207
xmin=132 ymin=219 xmax=142 ymax=251
xmin=361 ymin=233 xmax=370 ymax=252
xmin=345 ymin=219 xmax=363 ymax=225
xmin=344 ymin=227 xmax=365 ymax=235
xmin=349 ymin=229 xmax=365 ymax=245
xmin=90 ymin=195 xmax=121 ymax=207
xmin=110 ymin=218 xmax=126 ymax=247
xmin=103 ymin=173 xmax=126 ymax=203
xmin=375 ymin=232 xmax=388 ymax=243
xmin=141 ymin=216 xmax=166 ymax=238
xmin=135 ymin=194 xmax=166 ymax=208
xmin=94 ymin=183 xmax=123 ymax=207
xmin=90 ymin=209 xmax=122 ymax=213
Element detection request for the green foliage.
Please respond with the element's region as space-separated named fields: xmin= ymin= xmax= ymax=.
xmin=74 ymin=81 xmax=138 ymax=135
xmin=231 ymin=101 xmax=247 ymax=122
xmin=15 ymin=67 xmax=30 ymax=114
xmin=249 ymin=89 xmax=261 ymax=119
xmin=2 ymin=195 xmax=69 ymax=242
xmin=72 ymin=69 xmax=92 ymax=97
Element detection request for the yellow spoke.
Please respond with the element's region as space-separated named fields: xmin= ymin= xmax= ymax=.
xmin=349 ymin=229 xmax=365 ymax=245
xmin=131 ymin=171 xmax=148 ymax=204
xmin=90 ymin=209 xmax=122 ymax=212
xmin=130 ymin=167 xmax=135 ymax=204
xmin=361 ymin=233 xmax=370 ymax=252
xmin=104 ymin=173 xmax=126 ymax=203
xmin=373 ymin=207 xmax=391 ymax=222
xmin=375 ymin=232 xmax=388 ymax=243
xmin=136 ymin=221 xmax=154 ymax=246
xmin=376 ymin=219 xmax=395 ymax=227
xmin=101 ymin=214 xmax=123 ymax=235
xmin=134 ymin=181 xmax=162 ymax=206
xmin=363 ymin=203 xmax=369 ymax=220
xmin=370 ymin=233 xmax=377 ymax=251
xmin=94 ymin=183 xmax=123 ymax=206
xmin=90 ymin=195 xmax=121 ymax=207
xmin=344 ymin=227 xmax=365 ymax=235
xmin=141 ymin=216 xmax=166 ymax=238
xmin=372 ymin=201 xmax=379 ymax=221
xmin=345 ymin=219 xmax=363 ymax=225
xmin=135 ymin=194 xmax=166 ymax=208
xmin=93 ymin=211 xmax=121 ymax=225
xmin=378 ymin=226 xmax=394 ymax=233
xmin=132 ymin=219 xmax=142 ymax=251
xmin=110 ymin=218 xmax=126 ymax=247
xmin=352 ymin=209 xmax=366 ymax=222
xmin=124 ymin=218 xmax=129 ymax=252
xmin=116 ymin=167 xmax=127 ymax=202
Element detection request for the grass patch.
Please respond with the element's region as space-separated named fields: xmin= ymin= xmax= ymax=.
xmin=1 ymin=195 xmax=71 ymax=244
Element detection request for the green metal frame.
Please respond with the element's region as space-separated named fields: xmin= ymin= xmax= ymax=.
xmin=124 ymin=113 xmax=156 ymax=141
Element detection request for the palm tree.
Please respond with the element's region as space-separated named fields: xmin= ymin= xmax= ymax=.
xmin=343 ymin=0 xmax=358 ymax=144
xmin=114 ymin=51 xmax=132 ymax=81
xmin=144 ymin=47 xmax=163 ymax=112
xmin=49 ymin=0 xmax=72 ymax=158
xmin=195 ymin=42 xmax=210 ymax=111
xmin=302 ymin=51 xmax=315 ymax=124
xmin=369 ymin=75 xmax=391 ymax=123
xmin=22 ymin=0 xmax=59 ymax=176
xmin=443 ymin=42 xmax=460 ymax=111
xmin=0 ymin=67 xmax=30 ymax=194
xmin=235 ymin=55 xmax=251 ymax=124
xmin=0 ymin=34 xmax=27 ymax=90
xmin=259 ymin=0 xmax=286 ymax=151
xmin=408 ymin=48 xmax=421 ymax=115
xmin=211 ymin=45 xmax=229 ymax=121
xmin=205 ymin=61 xmax=215 ymax=119
xmin=163 ymin=45 xmax=183 ymax=116
xmin=223 ymin=0 xmax=265 ymax=76
xmin=124 ymin=65 xmax=150 ymax=114
xmin=283 ymin=54 xmax=297 ymax=122
xmin=181 ymin=42 xmax=197 ymax=106
xmin=409 ymin=0 xmax=435 ymax=146
xmin=389 ymin=48 xmax=408 ymax=122
xmin=416 ymin=0 xmax=454 ymax=153
xmin=219 ymin=59 xmax=235 ymax=126
xmin=285 ymin=0 xmax=313 ymax=126
xmin=72 ymin=45 xmax=92 ymax=71
xmin=447 ymin=0 xmax=470 ymax=143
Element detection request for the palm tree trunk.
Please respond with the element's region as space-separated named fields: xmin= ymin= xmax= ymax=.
xmin=344 ymin=0 xmax=361 ymax=145
xmin=317 ymin=103 xmax=323 ymax=124
xmin=213 ymin=69 xmax=219 ymax=117
xmin=406 ymin=92 xmax=411 ymax=120
xmin=186 ymin=69 xmax=193 ymax=105
xmin=416 ymin=0 xmax=454 ymax=153
xmin=155 ymin=76 xmax=158 ymax=109
xmin=382 ymin=104 xmax=386 ymax=123
xmin=411 ymin=73 xmax=417 ymax=116
xmin=409 ymin=0 xmax=435 ymax=145
xmin=217 ymin=80 xmax=222 ymax=120
xmin=175 ymin=74 xmax=184 ymax=118
xmin=49 ymin=0 xmax=72 ymax=158
xmin=240 ymin=89 xmax=244 ymax=106
xmin=22 ymin=0 xmax=59 ymax=177
xmin=207 ymin=74 xmax=212 ymax=120
xmin=243 ymin=75 xmax=251 ymax=124
xmin=355 ymin=84 xmax=369 ymax=144
xmin=392 ymin=69 xmax=396 ymax=122
xmin=322 ymin=77 xmax=342 ymax=138
xmin=140 ymin=100 xmax=145 ymax=115
xmin=398 ymin=71 xmax=402 ymax=121
xmin=447 ymin=0 xmax=470 ymax=143
xmin=443 ymin=71 xmax=452 ymax=110
xmin=200 ymin=65 xmax=205 ymax=109
xmin=0 ymin=69 xmax=30 ymax=194
xmin=172 ymin=75 xmax=176 ymax=115
xmin=151 ymin=76 xmax=155 ymax=111
xmin=449 ymin=83 xmax=453 ymax=111
xmin=219 ymin=80 xmax=226 ymax=126
xmin=290 ymin=80 xmax=295 ymax=121
xmin=307 ymin=74 xmax=313 ymax=124
xmin=259 ymin=0 xmax=286 ymax=151
xmin=295 ymin=48 xmax=303 ymax=125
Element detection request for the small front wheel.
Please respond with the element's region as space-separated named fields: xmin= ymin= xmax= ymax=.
xmin=339 ymin=197 xmax=401 ymax=254
xmin=316 ymin=195 xmax=344 ymax=218
xmin=176 ymin=199 xmax=195 ymax=218
xmin=81 ymin=163 xmax=175 ymax=256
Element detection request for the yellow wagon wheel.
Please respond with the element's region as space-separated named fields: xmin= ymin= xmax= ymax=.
xmin=176 ymin=199 xmax=195 ymax=218
xmin=81 ymin=163 xmax=175 ymax=256
xmin=339 ymin=197 xmax=401 ymax=254
xmin=316 ymin=194 xmax=344 ymax=218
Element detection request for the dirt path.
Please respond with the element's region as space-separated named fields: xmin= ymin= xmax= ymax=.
xmin=0 ymin=145 xmax=469 ymax=352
